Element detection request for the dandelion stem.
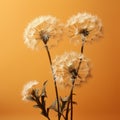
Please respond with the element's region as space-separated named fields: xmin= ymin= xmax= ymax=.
xmin=81 ymin=39 xmax=85 ymax=54
xmin=45 ymin=45 xmax=60 ymax=120
xmin=65 ymin=86 xmax=73 ymax=120
xmin=70 ymin=40 xmax=85 ymax=120
xmin=70 ymin=81 xmax=74 ymax=120
xmin=81 ymin=42 xmax=84 ymax=54
xmin=45 ymin=45 xmax=52 ymax=65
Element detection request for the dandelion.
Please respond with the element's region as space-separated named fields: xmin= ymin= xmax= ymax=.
xmin=52 ymin=52 xmax=91 ymax=87
xmin=24 ymin=16 xmax=63 ymax=50
xmin=66 ymin=13 xmax=103 ymax=44
xmin=22 ymin=80 xmax=39 ymax=101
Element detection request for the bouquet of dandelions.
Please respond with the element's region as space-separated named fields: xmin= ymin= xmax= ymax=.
xmin=21 ymin=13 xmax=103 ymax=120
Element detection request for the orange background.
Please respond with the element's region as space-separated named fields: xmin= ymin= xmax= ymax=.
xmin=0 ymin=0 xmax=120 ymax=120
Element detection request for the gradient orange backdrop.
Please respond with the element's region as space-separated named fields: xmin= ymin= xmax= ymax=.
xmin=0 ymin=0 xmax=120 ymax=120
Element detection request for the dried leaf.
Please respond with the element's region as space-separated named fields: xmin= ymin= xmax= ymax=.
xmin=61 ymin=96 xmax=70 ymax=102
xmin=40 ymin=80 xmax=47 ymax=97
xmin=48 ymin=99 xmax=57 ymax=112
xmin=60 ymin=96 xmax=70 ymax=113
xmin=72 ymin=93 xmax=76 ymax=96
xmin=43 ymin=80 xmax=48 ymax=86
xmin=72 ymin=101 xmax=77 ymax=105
xmin=34 ymin=88 xmax=39 ymax=97
xmin=26 ymin=95 xmax=35 ymax=101
xmin=33 ymin=104 xmax=40 ymax=108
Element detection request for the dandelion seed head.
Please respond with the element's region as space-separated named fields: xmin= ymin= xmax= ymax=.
xmin=24 ymin=16 xmax=63 ymax=50
xmin=66 ymin=12 xmax=103 ymax=44
xmin=22 ymin=80 xmax=39 ymax=101
xmin=52 ymin=52 xmax=91 ymax=87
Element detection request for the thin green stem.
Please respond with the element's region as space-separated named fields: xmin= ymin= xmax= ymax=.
xmin=45 ymin=45 xmax=60 ymax=120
